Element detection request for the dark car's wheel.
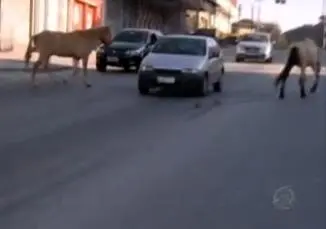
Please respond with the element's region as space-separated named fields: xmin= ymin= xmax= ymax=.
xmin=135 ymin=62 xmax=141 ymax=72
xmin=235 ymin=56 xmax=243 ymax=63
xmin=266 ymin=57 xmax=273 ymax=63
xmin=96 ymin=61 xmax=107 ymax=72
xmin=138 ymin=81 xmax=150 ymax=95
xmin=123 ymin=64 xmax=131 ymax=72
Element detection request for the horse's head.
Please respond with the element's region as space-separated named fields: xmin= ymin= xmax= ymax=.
xmin=97 ymin=26 xmax=112 ymax=45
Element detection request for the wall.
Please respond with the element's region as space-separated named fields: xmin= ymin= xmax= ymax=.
xmin=217 ymin=0 xmax=238 ymax=23
xmin=105 ymin=0 xmax=189 ymax=35
xmin=33 ymin=0 xmax=69 ymax=33
xmin=215 ymin=13 xmax=231 ymax=34
xmin=69 ymin=0 xmax=103 ymax=30
xmin=0 ymin=0 xmax=31 ymax=49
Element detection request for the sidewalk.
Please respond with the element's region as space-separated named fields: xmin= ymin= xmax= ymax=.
xmin=0 ymin=44 xmax=97 ymax=72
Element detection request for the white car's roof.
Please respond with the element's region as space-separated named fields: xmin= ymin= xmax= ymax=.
xmin=163 ymin=34 xmax=208 ymax=41
xmin=250 ymin=32 xmax=270 ymax=37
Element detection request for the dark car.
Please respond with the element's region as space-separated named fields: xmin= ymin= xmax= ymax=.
xmin=96 ymin=28 xmax=163 ymax=72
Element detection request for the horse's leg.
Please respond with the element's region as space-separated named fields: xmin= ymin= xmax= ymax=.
xmin=43 ymin=56 xmax=58 ymax=84
xmin=62 ymin=57 xmax=79 ymax=85
xmin=309 ymin=62 xmax=321 ymax=93
xmin=81 ymin=56 xmax=91 ymax=88
xmin=278 ymin=77 xmax=287 ymax=99
xmin=72 ymin=58 xmax=80 ymax=77
xmin=31 ymin=58 xmax=43 ymax=88
xmin=299 ymin=67 xmax=307 ymax=99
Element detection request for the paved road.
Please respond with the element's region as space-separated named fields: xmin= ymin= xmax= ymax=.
xmin=0 ymin=54 xmax=325 ymax=229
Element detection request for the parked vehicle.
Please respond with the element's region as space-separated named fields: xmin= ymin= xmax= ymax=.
xmin=235 ymin=32 xmax=274 ymax=63
xmin=96 ymin=28 xmax=163 ymax=72
xmin=138 ymin=34 xmax=225 ymax=96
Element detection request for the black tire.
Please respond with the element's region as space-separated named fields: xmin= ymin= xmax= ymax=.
xmin=197 ymin=76 xmax=209 ymax=97
xmin=138 ymin=82 xmax=150 ymax=95
xmin=123 ymin=64 xmax=131 ymax=72
xmin=266 ymin=57 xmax=273 ymax=63
xmin=213 ymin=67 xmax=224 ymax=93
xmin=213 ymin=81 xmax=222 ymax=93
xmin=235 ymin=57 xmax=243 ymax=62
xmin=135 ymin=63 xmax=141 ymax=72
xmin=96 ymin=61 xmax=106 ymax=72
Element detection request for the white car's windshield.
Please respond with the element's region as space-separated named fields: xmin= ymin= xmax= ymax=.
xmin=152 ymin=37 xmax=206 ymax=56
xmin=240 ymin=34 xmax=269 ymax=42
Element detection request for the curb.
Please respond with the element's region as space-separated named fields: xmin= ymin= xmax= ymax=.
xmin=0 ymin=66 xmax=72 ymax=73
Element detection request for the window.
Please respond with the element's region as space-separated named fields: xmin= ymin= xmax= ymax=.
xmin=152 ymin=37 xmax=207 ymax=56
xmin=112 ymin=30 xmax=149 ymax=44
xmin=240 ymin=34 xmax=269 ymax=42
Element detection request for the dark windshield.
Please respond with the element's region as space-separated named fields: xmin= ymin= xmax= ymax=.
xmin=112 ymin=30 xmax=149 ymax=43
xmin=240 ymin=34 xmax=268 ymax=42
xmin=151 ymin=37 xmax=206 ymax=56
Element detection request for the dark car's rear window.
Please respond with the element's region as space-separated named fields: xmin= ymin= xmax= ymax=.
xmin=152 ymin=37 xmax=206 ymax=56
xmin=112 ymin=30 xmax=149 ymax=43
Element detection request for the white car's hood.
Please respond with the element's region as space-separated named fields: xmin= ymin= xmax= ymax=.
xmin=142 ymin=53 xmax=205 ymax=70
xmin=238 ymin=41 xmax=270 ymax=48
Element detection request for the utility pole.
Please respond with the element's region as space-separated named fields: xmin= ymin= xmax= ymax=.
xmin=256 ymin=0 xmax=262 ymax=31
xmin=250 ymin=3 xmax=254 ymax=30
xmin=321 ymin=0 xmax=326 ymax=49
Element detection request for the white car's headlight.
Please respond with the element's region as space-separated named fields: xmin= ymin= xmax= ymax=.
xmin=236 ymin=45 xmax=244 ymax=53
xmin=140 ymin=64 xmax=153 ymax=71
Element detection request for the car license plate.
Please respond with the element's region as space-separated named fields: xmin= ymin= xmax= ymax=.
xmin=107 ymin=56 xmax=119 ymax=62
xmin=157 ymin=76 xmax=175 ymax=84
xmin=247 ymin=48 xmax=258 ymax=53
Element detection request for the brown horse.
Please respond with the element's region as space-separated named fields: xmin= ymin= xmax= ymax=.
xmin=24 ymin=26 xmax=111 ymax=88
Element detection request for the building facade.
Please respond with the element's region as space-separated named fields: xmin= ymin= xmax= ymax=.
xmin=105 ymin=0 xmax=201 ymax=36
xmin=70 ymin=0 xmax=103 ymax=31
xmin=185 ymin=0 xmax=238 ymax=36
xmin=0 ymin=0 xmax=104 ymax=51
xmin=0 ymin=0 xmax=32 ymax=50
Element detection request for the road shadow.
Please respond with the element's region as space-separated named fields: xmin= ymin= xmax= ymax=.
xmin=105 ymin=67 xmax=137 ymax=76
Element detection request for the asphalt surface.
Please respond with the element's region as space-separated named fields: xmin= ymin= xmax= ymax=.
xmin=0 ymin=51 xmax=325 ymax=229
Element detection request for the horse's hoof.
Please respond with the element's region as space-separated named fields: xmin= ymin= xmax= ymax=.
xmin=300 ymin=94 xmax=307 ymax=99
xmin=62 ymin=79 xmax=68 ymax=85
xmin=85 ymin=84 xmax=92 ymax=88
xmin=309 ymin=86 xmax=317 ymax=94
xmin=278 ymin=92 xmax=284 ymax=100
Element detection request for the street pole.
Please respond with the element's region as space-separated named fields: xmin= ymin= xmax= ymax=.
xmin=250 ymin=3 xmax=254 ymax=30
xmin=322 ymin=0 xmax=326 ymax=49
xmin=257 ymin=1 xmax=261 ymax=31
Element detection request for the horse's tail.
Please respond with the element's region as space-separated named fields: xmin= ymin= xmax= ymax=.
xmin=24 ymin=34 xmax=38 ymax=68
xmin=275 ymin=46 xmax=300 ymax=87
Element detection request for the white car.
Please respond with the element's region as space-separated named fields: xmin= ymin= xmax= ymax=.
xmin=235 ymin=32 xmax=274 ymax=63
xmin=138 ymin=34 xmax=225 ymax=96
